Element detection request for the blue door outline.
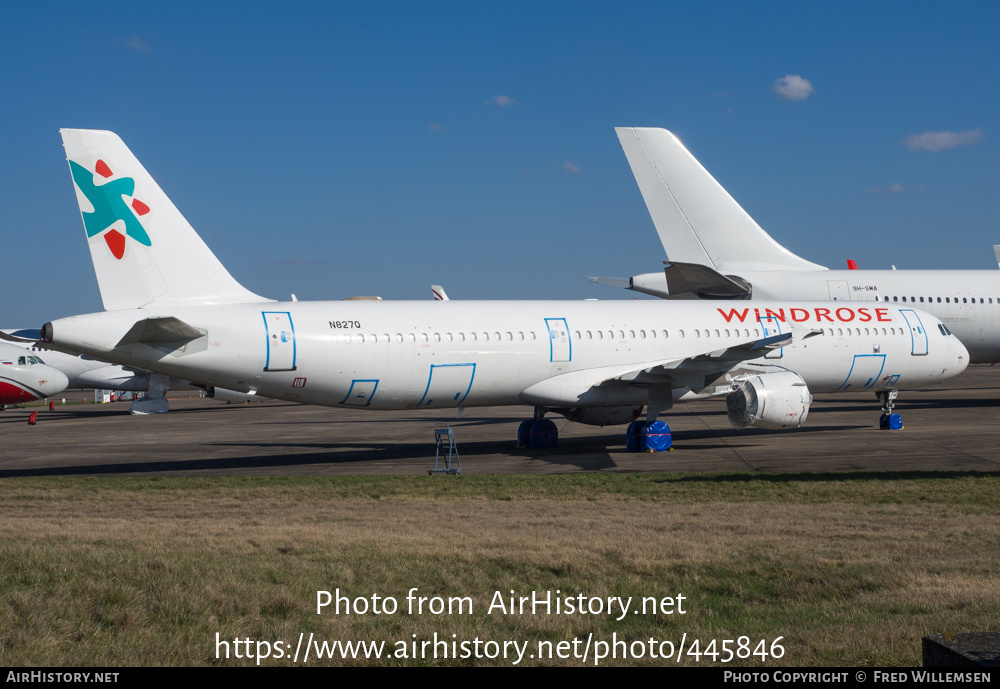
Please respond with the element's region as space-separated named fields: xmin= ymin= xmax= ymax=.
xmin=262 ymin=311 xmax=297 ymax=371
xmin=758 ymin=316 xmax=784 ymax=359
xmin=418 ymin=363 xmax=476 ymax=407
xmin=899 ymin=309 xmax=928 ymax=355
xmin=545 ymin=318 xmax=571 ymax=362
xmin=341 ymin=379 xmax=379 ymax=406
xmin=836 ymin=354 xmax=887 ymax=391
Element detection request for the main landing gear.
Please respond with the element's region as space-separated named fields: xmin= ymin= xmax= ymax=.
xmin=878 ymin=389 xmax=903 ymax=430
xmin=625 ymin=419 xmax=673 ymax=453
xmin=516 ymin=407 xmax=559 ymax=449
xmin=514 ymin=406 xmax=673 ymax=453
xmin=629 ymin=387 xmax=674 ymax=452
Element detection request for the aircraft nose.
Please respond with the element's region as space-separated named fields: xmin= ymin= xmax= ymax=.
xmin=35 ymin=366 xmax=69 ymax=398
xmin=951 ymin=335 xmax=970 ymax=375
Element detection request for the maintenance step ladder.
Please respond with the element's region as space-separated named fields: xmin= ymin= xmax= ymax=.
xmin=429 ymin=423 xmax=461 ymax=475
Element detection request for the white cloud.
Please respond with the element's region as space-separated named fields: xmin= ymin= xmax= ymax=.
xmin=484 ymin=95 xmax=517 ymax=107
xmin=771 ymin=75 xmax=815 ymax=101
xmin=904 ymin=128 xmax=984 ymax=152
xmin=120 ymin=36 xmax=151 ymax=52
xmin=428 ymin=122 xmax=445 ymax=131
xmin=563 ymin=160 xmax=581 ymax=174
xmin=866 ymin=182 xmax=906 ymax=194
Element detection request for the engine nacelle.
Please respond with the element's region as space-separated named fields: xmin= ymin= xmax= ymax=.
xmin=726 ymin=371 xmax=812 ymax=430
xmin=556 ymin=406 xmax=643 ymax=426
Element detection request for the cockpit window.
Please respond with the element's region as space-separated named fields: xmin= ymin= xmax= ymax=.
xmin=17 ymin=356 xmax=26 ymax=365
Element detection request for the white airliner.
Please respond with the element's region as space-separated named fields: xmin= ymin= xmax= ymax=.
xmin=3 ymin=329 xmax=147 ymax=390
xmin=596 ymin=127 xmax=1000 ymax=365
xmin=0 ymin=342 xmax=68 ymax=408
xmin=38 ymin=129 xmax=968 ymax=443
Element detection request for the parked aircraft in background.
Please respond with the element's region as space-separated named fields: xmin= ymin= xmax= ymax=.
xmin=0 ymin=342 xmax=68 ymax=408
xmin=594 ymin=127 xmax=1000 ymax=364
xmin=39 ymin=130 xmax=968 ymax=445
xmin=1 ymin=329 xmax=259 ymax=412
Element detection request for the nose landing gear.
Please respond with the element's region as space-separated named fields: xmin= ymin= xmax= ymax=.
xmin=878 ymin=389 xmax=903 ymax=430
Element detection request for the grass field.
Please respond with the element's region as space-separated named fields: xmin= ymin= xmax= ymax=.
xmin=1 ymin=472 xmax=998 ymax=666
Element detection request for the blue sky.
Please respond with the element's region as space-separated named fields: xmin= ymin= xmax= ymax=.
xmin=3 ymin=1 xmax=999 ymax=325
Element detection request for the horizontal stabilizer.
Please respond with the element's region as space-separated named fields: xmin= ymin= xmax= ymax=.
xmin=663 ymin=261 xmax=752 ymax=299
xmin=586 ymin=276 xmax=632 ymax=290
xmin=116 ymin=317 xmax=206 ymax=347
xmin=0 ymin=328 xmax=42 ymax=343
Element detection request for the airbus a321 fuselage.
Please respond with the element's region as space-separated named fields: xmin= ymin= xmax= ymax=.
xmin=40 ymin=129 xmax=968 ymax=443
xmin=45 ymin=299 xmax=965 ymax=418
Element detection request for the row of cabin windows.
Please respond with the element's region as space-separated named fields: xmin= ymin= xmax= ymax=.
xmin=331 ymin=326 xmax=915 ymax=345
xmin=884 ymin=296 xmax=995 ymax=304
xmin=331 ymin=329 xmax=763 ymax=344
xmin=826 ymin=327 xmax=907 ymax=337
xmin=333 ymin=331 xmax=539 ymax=344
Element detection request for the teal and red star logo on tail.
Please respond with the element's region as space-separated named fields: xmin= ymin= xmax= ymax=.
xmin=70 ymin=159 xmax=151 ymax=259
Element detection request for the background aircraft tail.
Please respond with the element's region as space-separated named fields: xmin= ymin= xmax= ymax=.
xmin=61 ymin=129 xmax=272 ymax=311
xmin=615 ymin=127 xmax=825 ymax=273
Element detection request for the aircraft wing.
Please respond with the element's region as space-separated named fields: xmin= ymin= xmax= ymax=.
xmin=520 ymin=331 xmax=797 ymax=406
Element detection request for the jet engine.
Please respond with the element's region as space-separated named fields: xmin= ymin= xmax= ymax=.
xmin=556 ymin=406 xmax=643 ymax=426
xmin=725 ymin=371 xmax=812 ymax=429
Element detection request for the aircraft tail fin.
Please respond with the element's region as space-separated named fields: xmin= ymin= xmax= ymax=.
xmin=615 ymin=127 xmax=825 ymax=273
xmin=60 ymin=129 xmax=272 ymax=311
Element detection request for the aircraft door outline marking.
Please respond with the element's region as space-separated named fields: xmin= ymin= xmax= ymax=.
xmin=545 ymin=318 xmax=572 ymax=362
xmin=262 ymin=311 xmax=297 ymax=371
xmin=758 ymin=316 xmax=784 ymax=359
xmin=836 ymin=354 xmax=887 ymax=391
xmin=899 ymin=309 xmax=929 ymax=356
xmin=418 ymin=363 xmax=476 ymax=407
xmin=341 ymin=379 xmax=379 ymax=406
